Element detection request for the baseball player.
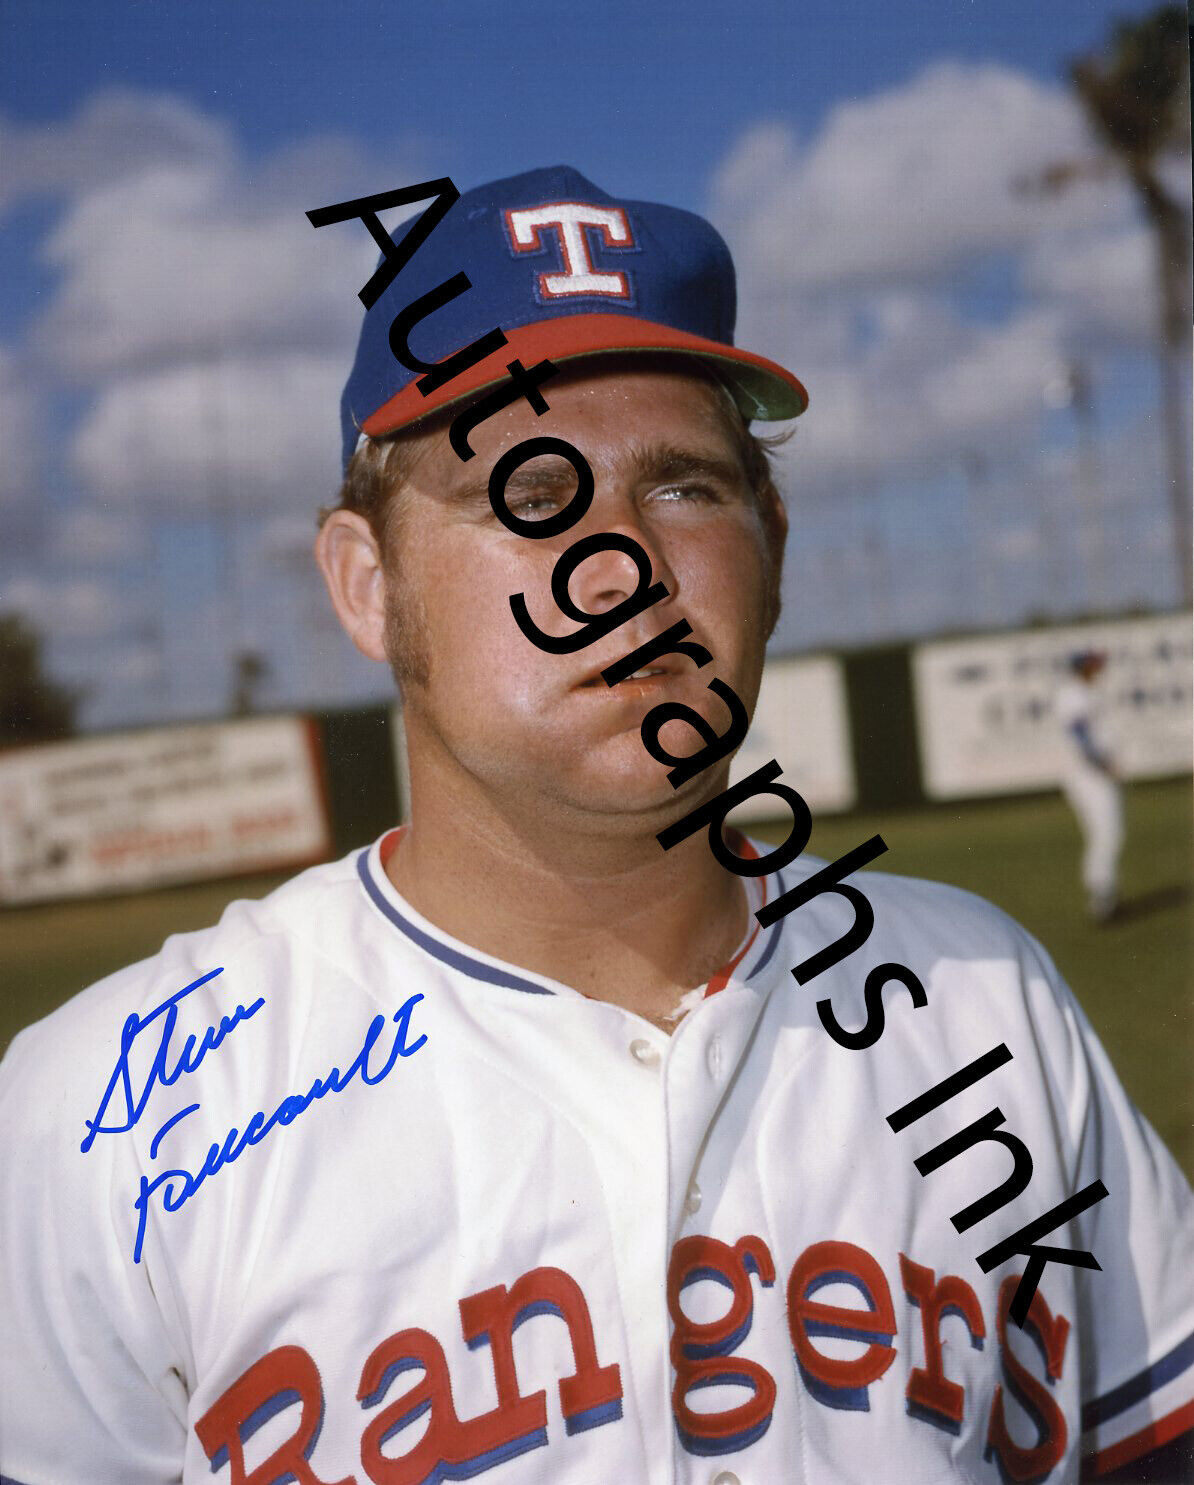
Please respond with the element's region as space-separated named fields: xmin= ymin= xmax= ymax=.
xmin=2 ymin=166 xmax=1192 ymax=1485
xmin=1055 ymin=649 xmax=1124 ymax=923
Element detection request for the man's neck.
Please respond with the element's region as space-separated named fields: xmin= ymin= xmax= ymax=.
xmin=385 ymin=759 xmax=748 ymax=1031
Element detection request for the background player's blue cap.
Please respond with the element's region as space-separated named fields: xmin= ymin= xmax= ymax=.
xmin=340 ymin=164 xmax=809 ymax=469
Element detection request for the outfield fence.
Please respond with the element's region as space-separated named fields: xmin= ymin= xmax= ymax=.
xmin=1 ymin=612 xmax=1188 ymax=905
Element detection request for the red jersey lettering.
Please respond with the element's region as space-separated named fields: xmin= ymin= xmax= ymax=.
xmin=668 ymin=1233 xmax=778 ymax=1455
xmin=985 ymin=1274 xmax=1071 ymax=1484
xmin=196 ymin=1344 xmax=354 ymax=1485
xmin=787 ymin=1240 xmax=898 ymax=1412
xmin=900 ymin=1252 xmax=987 ymax=1432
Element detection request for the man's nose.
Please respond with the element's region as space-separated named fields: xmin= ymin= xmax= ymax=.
xmin=565 ymin=514 xmax=676 ymax=616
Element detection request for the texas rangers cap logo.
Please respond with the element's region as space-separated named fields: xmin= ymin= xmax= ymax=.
xmin=330 ymin=162 xmax=809 ymax=464
xmin=504 ymin=202 xmax=636 ymax=301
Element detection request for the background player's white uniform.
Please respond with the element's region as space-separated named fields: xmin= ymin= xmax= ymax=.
xmin=1055 ymin=674 xmax=1123 ymax=919
xmin=2 ymin=832 xmax=1192 ymax=1484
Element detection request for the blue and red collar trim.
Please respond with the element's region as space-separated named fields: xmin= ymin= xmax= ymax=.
xmin=357 ymin=827 xmax=787 ymax=1000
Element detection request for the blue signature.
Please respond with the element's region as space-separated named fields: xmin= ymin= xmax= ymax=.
xmin=80 ymin=969 xmax=261 ymax=1154
xmin=80 ymin=969 xmax=427 ymax=1263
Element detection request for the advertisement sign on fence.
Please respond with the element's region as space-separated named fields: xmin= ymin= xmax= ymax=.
xmin=913 ymin=614 xmax=1192 ymax=800
xmin=728 ymin=654 xmax=856 ymax=820
xmin=0 ymin=716 xmax=331 ymax=904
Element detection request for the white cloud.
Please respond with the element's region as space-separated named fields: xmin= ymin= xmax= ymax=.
xmin=712 ymin=63 xmax=1124 ymax=292
xmin=764 ymin=297 xmax=1066 ymax=494
xmin=70 ymin=352 xmax=345 ymax=514
xmin=1021 ymin=225 xmax=1155 ymax=347
xmin=20 ymin=91 xmax=431 ymax=384
xmin=0 ymin=89 xmax=234 ymax=216
xmin=711 ymin=61 xmax=1187 ymax=504
xmin=7 ymin=75 xmax=1184 ymax=727
xmin=14 ymin=90 xmax=435 ymax=530
xmin=36 ymin=162 xmax=374 ymax=380
xmin=919 ymin=305 xmax=1065 ymax=433
xmin=2 ymin=89 xmax=441 ymax=727
xmin=770 ymin=404 xmax=1183 ymax=653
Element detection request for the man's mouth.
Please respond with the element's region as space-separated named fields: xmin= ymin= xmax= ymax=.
xmin=577 ymin=664 xmax=674 ymax=690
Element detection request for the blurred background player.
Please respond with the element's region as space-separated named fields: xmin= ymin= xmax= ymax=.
xmin=1056 ymin=648 xmax=1123 ymax=922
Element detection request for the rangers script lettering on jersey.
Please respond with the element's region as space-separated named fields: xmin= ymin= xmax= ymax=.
xmin=2 ymin=831 xmax=1192 ymax=1484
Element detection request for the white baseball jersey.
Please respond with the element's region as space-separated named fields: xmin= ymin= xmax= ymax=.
xmin=2 ymin=829 xmax=1192 ymax=1485
xmin=1055 ymin=680 xmax=1114 ymax=780
xmin=1054 ymin=680 xmax=1123 ymax=904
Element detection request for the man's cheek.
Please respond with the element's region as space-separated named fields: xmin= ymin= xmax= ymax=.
xmin=449 ymin=623 xmax=559 ymax=723
xmin=499 ymin=666 xmax=554 ymax=718
xmin=686 ymin=528 xmax=769 ymax=605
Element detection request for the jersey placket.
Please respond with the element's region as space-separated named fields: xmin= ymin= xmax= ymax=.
xmin=661 ymin=977 xmax=779 ymax=1485
xmin=356 ymin=831 xmax=796 ymax=1482
xmin=593 ymin=1014 xmax=682 ymax=1485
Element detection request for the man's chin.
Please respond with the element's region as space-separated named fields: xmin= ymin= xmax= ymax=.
xmin=542 ymin=748 xmax=730 ymax=833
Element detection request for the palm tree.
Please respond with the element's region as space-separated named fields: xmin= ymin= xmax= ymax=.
xmin=1029 ymin=6 xmax=1192 ymax=602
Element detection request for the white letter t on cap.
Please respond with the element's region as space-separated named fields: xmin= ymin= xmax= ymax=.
xmin=506 ymin=203 xmax=634 ymax=298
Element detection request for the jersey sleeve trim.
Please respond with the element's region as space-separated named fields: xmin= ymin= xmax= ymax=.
xmin=1081 ymin=1397 xmax=1194 ymax=1477
xmin=1081 ymin=1329 xmax=1194 ymax=1430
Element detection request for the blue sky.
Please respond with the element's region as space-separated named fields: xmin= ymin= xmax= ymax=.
xmin=0 ymin=0 xmax=1186 ymax=727
xmin=1 ymin=1 xmax=1161 ymax=164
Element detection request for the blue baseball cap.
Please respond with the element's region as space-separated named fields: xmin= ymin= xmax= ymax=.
xmin=340 ymin=164 xmax=808 ymax=469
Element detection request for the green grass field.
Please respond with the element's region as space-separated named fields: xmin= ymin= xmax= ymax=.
xmin=2 ymin=778 xmax=1190 ymax=1177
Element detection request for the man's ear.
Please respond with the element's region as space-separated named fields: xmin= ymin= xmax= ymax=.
xmin=314 ymin=511 xmax=390 ymax=663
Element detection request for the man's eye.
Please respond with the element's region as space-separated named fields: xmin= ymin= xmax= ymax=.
xmin=508 ymin=495 xmax=562 ymax=520
xmin=649 ymin=483 xmax=716 ymax=505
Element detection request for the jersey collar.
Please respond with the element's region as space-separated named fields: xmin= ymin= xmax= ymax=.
xmin=357 ymin=828 xmax=788 ymax=1000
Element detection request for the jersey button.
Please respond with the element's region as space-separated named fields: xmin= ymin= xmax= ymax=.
xmin=629 ymin=1037 xmax=661 ymax=1068
xmin=710 ymin=1472 xmax=740 ymax=1485
xmin=705 ymin=1035 xmax=723 ymax=1080
xmin=684 ymin=1178 xmax=702 ymax=1215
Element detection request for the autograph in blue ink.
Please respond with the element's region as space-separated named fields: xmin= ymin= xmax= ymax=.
xmin=79 ymin=968 xmax=427 ymax=1264
xmin=80 ymin=969 xmax=262 ymax=1152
